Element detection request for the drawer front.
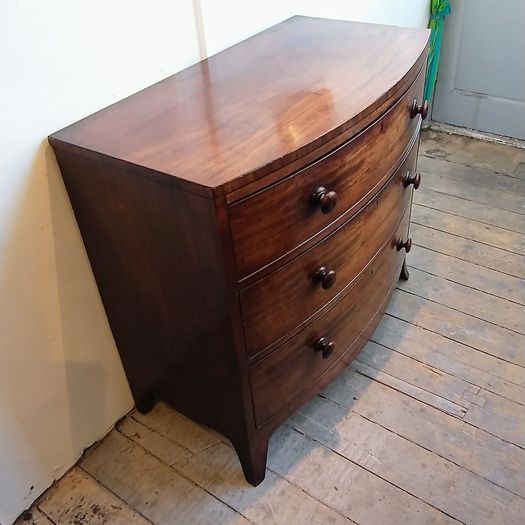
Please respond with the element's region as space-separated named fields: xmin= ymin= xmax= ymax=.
xmin=249 ymin=207 xmax=410 ymax=426
xmin=230 ymin=67 xmax=424 ymax=279
xmin=241 ymin=142 xmax=418 ymax=358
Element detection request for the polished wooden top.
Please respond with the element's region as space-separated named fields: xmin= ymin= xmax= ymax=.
xmin=50 ymin=16 xmax=429 ymax=196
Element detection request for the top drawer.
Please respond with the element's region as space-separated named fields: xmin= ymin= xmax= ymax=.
xmin=229 ymin=67 xmax=425 ymax=280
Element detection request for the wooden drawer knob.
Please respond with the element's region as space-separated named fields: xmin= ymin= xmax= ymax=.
xmin=311 ymin=186 xmax=338 ymax=214
xmin=403 ymin=171 xmax=421 ymax=189
xmin=396 ymin=237 xmax=412 ymax=253
xmin=313 ymin=266 xmax=337 ymax=289
xmin=409 ymin=99 xmax=429 ymax=120
xmin=314 ymin=337 xmax=336 ymax=359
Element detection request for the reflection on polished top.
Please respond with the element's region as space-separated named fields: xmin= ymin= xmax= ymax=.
xmin=50 ymin=16 xmax=429 ymax=195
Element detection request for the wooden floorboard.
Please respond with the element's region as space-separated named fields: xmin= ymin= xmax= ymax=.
xmin=17 ymin=131 xmax=525 ymax=524
xmin=414 ymin=186 xmax=525 ymax=235
xmin=81 ymin=431 xmax=251 ymax=525
xmin=36 ymin=468 xmax=153 ymax=525
xmin=418 ymin=155 xmax=525 ymax=195
xmin=372 ymin=314 xmax=525 ymax=404
xmin=399 ymin=267 xmax=524 ymax=334
xmin=419 ymin=170 xmax=525 ymax=214
xmin=412 ymin=204 xmax=525 ymax=255
xmin=356 ymin=341 xmax=480 ymax=408
xmin=310 ymin=370 xmax=525 ymax=498
xmin=14 ymin=508 xmax=55 ymax=525
xmin=410 ymin=223 xmax=525 ymax=279
xmin=408 ymin=245 xmax=525 ymax=305
xmin=329 ymin=413 xmax=524 ymax=525
xmin=117 ymin=417 xmax=355 ymax=525
xmin=267 ymin=426 xmax=460 ymax=525
xmin=463 ymin=390 xmax=525 ymax=448
xmin=387 ymin=288 xmax=525 ymax=369
xmin=419 ymin=130 xmax=525 ymax=177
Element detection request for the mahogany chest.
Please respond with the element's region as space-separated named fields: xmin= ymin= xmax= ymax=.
xmin=49 ymin=16 xmax=430 ymax=485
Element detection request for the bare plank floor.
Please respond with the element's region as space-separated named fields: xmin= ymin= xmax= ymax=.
xmin=22 ymin=131 xmax=525 ymax=525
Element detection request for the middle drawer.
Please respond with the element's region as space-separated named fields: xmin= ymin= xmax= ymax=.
xmin=241 ymin=142 xmax=418 ymax=359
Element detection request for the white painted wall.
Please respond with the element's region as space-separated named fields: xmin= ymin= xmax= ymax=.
xmin=0 ymin=1 xmax=429 ymax=523
xmin=0 ymin=1 xmax=200 ymax=523
xmin=199 ymin=0 xmax=296 ymax=56
xmin=200 ymin=0 xmax=430 ymax=57
xmin=296 ymin=0 xmax=431 ymax=30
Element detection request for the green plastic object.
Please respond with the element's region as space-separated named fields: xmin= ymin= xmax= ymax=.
xmin=424 ymin=0 xmax=451 ymax=104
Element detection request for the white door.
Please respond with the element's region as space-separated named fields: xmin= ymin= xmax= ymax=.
xmin=432 ymin=0 xmax=525 ymax=140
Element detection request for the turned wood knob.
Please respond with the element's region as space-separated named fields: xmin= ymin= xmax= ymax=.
xmin=313 ymin=266 xmax=337 ymax=289
xmin=314 ymin=337 xmax=336 ymax=359
xmin=403 ymin=171 xmax=421 ymax=189
xmin=311 ymin=186 xmax=338 ymax=214
xmin=409 ymin=99 xmax=429 ymax=120
xmin=396 ymin=237 xmax=412 ymax=253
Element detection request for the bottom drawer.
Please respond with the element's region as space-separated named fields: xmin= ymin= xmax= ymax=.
xmin=249 ymin=205 xmax=411 ymax=426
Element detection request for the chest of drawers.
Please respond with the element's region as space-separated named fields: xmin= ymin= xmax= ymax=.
xmin=49 ymin=16 xmax=429 ymax=485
